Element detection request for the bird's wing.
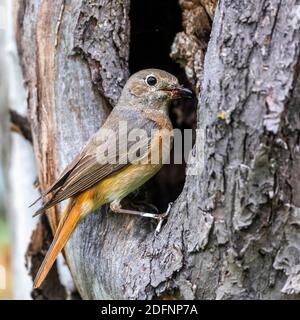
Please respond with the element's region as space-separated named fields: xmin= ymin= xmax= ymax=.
xmin=33 ymin=108 xmax=160 ymax=215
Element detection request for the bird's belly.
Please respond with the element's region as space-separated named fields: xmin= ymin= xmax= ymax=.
xmin=94 ymin=163 xmax=162 ymax=205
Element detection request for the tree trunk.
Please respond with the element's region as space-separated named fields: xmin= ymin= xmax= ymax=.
xmin=13 ymin=0 xmax=300 ymax=299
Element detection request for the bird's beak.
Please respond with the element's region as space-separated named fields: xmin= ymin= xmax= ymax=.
xmin=165 ymin=86 xmax=193 ymax=99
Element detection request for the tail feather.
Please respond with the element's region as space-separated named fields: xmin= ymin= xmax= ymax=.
xmin=33 ymin=199 xmax=81 ymax=289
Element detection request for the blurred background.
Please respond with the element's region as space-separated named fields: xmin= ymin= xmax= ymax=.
xmin=0 ymin=0 xmax=12 ymax=299
xmin=0 ymin=0 xmax=38 ymax=300
xmin=0 ymin=0 xmax=10 ymax=299
xmin=0 ymin=168 xmax=11 ymax=299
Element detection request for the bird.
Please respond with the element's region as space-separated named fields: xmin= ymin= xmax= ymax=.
xmin=31 ymin=68 xmax=192 ymax=289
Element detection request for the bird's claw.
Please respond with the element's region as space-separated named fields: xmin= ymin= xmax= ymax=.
xmin=155 ymin=202 xmax=173 ymax=235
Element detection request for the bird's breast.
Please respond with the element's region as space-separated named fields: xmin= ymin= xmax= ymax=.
xmin=95 ymin=163 xmax=163 ymax=205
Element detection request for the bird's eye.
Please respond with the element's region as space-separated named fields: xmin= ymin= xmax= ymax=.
xmin=146 ymin=75 xmax=157 ymax=86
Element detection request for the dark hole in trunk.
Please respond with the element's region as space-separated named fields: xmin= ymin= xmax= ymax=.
xmin=129 ymin=0 xmax=197 ymax=212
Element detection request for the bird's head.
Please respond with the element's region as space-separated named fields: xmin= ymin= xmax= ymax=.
xmin=118 ymin=69 xmax=193 ymax=112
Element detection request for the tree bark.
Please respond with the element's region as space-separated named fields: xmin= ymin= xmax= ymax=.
xmin=13 ymin=0 xmax=300 ymax=300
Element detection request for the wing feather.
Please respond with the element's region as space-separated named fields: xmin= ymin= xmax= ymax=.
xmin=33 ymin=108 xmax=159 ymax=215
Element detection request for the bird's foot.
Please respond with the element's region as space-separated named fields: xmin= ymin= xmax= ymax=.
xmin=155 ymin=202 xmax=173 ymax=235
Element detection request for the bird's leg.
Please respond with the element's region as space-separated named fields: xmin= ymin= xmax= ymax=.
xmin=110 ymin=201 xmax=162 ymax=219
xmin=110 ymin=201 xmax=173 ymax=233
xmin=127 ymin=199 xmax=159 ymax=214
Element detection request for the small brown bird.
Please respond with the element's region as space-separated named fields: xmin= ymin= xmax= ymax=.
xmin=31 ymin=68 xmax=192 ymax=288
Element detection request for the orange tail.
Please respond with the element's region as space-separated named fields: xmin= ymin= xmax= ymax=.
xmin=33 ymin=198 xmax=82 ymax=288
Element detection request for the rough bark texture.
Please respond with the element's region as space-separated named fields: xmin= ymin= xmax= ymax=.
xmin=14 ymin=0 xmax=300 ymax=300
xmin=181 ymin=0 xmax=300 ymax=299
xmin=171 ymin=0 xmax=214 ymax=94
